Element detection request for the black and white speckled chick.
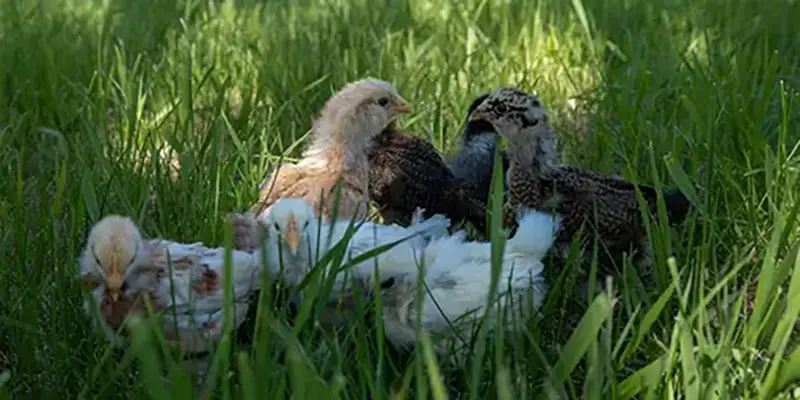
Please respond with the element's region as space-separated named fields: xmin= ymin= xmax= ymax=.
xmin=449 ymin=93 xmax=511 ymax=204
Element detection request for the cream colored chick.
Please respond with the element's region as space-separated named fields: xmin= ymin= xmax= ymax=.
xmin=79 ymin=215 xmax=145 ymax=302
xmin=78 ymin=215 xmax=259 ymax=354
xmin=351 ymin=209 xmax=559 ymax=357
xmin=249 ymin=78 xmax=412 ymax=224
xmin=254 ymin=198 xmax=451 ymax=299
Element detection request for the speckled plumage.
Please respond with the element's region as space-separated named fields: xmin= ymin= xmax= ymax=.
xmin=449 ymin=93 xmax=511 ymax=203
xmin=503 ymin=163 xmax=689 ymax=265
xmin=367 ymin=124 xmax=488 ymax=233
xmin=471 ymin=88 xmax=690 ymax=268
xmin=78 ymin=215 xmax=260 ymax=353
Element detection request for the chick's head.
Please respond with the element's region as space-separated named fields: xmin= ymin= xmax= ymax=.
xmin=82 ymin=215 xmax=144 ymax=301
xmin=468 ymin=88 xmax=550 ymax=143
xmin=264 ymin=198 xmax=319 ymax=257
xmin=317 ymin=78 xmax=411 ymax=143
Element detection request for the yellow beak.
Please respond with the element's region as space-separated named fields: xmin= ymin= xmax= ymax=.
xmin=394 ymin=97 xmax=412 ymax=114
xmin=106 ymin=253 xmax=123 ymax=301
xmin=284 ymin=213 xmax=301 ymax=255
xmin=469 ymin=109 xmax=488 ymax=122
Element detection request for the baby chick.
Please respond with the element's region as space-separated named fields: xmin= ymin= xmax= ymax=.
xmin=79 ymin=215 xmax=145 ymax=303
xmin=367 ymin=122 xmax=488 ymax=234
xmin=253 ymin=198 xmax=451 ymax=330
xmin=348 ymin=208 xmax=558 ymax=357
xmin=468 ymin=88 xmax=691 ymax=268
xmin=249 ymin=78 xmax=411 ymax=223
xmin=255 ymin=198 xmax=450 ymax=293
xmin=448 ymin=93 xmax=512 ymax=204
xmin=78 ymin=215 xmax=259 ymax=353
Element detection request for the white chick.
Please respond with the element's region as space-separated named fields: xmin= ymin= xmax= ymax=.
xmin=253 ymin=197 xmax=451 ymax=298
xmin=78 ymin=215 xmax=259 ymax=354
xmin=352 ymin=209 xmax=559 ymax=356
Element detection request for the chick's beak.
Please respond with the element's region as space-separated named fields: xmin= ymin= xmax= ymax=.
xmin=469 ymin=109 xmax=489 ymax=122
xmin=106 ymin=253 xmax=124 ymax=301
xmin=393 ymin=97 xmax=412 ymax=114
xmin=283 ymin=213 xmax=301 ymax=255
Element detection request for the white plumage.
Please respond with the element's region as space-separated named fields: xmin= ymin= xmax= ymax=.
xmin=78 ymin=215 xmax=261 ymax=355
xmin=253 ymin=198 xmax=451 ymax=298
xmin=353 ymin=209 xmax=559 ymax=354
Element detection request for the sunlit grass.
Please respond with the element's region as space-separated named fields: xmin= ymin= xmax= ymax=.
xmin=1 ymin=0 xmax=799 ymax=398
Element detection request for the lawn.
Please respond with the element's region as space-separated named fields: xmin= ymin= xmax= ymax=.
xmin=1 ymin=0 xmax=800 ymax=398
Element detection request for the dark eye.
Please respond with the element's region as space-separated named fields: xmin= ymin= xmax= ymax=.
xmin=380 ymin=277 xmax=396 ymax=289
xmin=495 ymin=103 xmax=508 ymax=113
xmin=377 ymin=97 xmax=389 ymax=107
xmin=303 ymin=221 xmax=309 ymax=228
xmin=273 ymin=223 xmax=281 ymax=231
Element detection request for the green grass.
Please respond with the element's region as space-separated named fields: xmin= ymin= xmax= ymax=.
xmin=1 ymin=0 xmax=800 ymax=398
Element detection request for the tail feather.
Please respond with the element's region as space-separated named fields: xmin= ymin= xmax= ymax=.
xmin=637 ymin=185 xmax=691 ymax=225
xmin=508 ymin=209 xmax=560 ymax=261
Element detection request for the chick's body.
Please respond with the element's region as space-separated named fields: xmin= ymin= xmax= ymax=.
xmin=79 ymin=216 xmax=260 ymax=353
xmin=506 ymin=164 xmax=668 ymax=260
xmin=469 ymin=88 xmax=690 ymax=267
xmin=367 ymin=124 xmax=488 ymax=233
xmin=256 ymin=198 xmax=451 ymax=295
xmin=249 ymin=78 xmax=411 ymax=225
xmin=449 ymin=93 xmax=511 ymax=203
xmin=368 ymin=210 xmax=557 ymax=355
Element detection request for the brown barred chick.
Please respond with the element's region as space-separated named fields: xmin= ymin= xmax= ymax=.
xmin=367 ymin=123 xmax=488 ymax=234
xmin=469 ymin=88 xmax=690 ymax=269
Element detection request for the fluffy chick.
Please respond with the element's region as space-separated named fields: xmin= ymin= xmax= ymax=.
xmin=249 ymin=78 xmax=411 ymax=223
xmin=367 ymin=122 xmax=488 ymax=234
xmin=79 ymin=216 xmax=145 ymax=303
xmin=78 ymin=215 xmax=259 ymax=352
xmin=349 ymin=209 xmax=557 ymax=357
xmin=448 ymin=93 xmax=512 ymax=203
xmin=254 ymin=198 xmax=451 ymax=330
xmin=469 ymin=88 xmax=691 ymax=268
xmin=255 ymin=198 xmax=451 ymax=293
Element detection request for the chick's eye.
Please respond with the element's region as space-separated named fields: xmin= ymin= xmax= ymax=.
xmin=495 ymin=103 xmax=508 ymax=113
xmin=273 ymin=223 xmax=281 ymax=231
xmin=377 ymin=97 xmax=389 ymax=107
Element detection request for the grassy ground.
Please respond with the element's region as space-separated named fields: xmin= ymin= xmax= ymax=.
xmin=1 ymin=0 xmax=800 ymax=398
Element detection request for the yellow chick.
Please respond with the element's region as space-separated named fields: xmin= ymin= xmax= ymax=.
xmin=79 ymin=215 xmax=144 ymax=302
xmin=249 ymin=77 xmax=411 ymax=223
